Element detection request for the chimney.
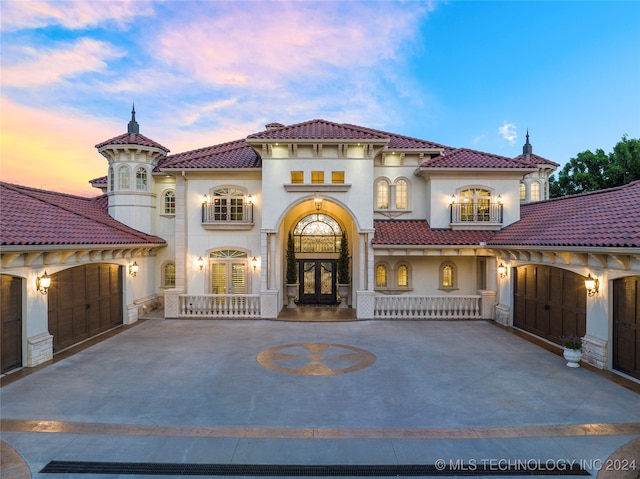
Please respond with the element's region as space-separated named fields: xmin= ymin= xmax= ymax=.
xmin=265 ymin=122 xmax=284 ymax=131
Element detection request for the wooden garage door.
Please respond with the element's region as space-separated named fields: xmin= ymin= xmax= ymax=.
xmin=48 ymin=264 xmax=123 ymax=353
xmin=1 ymin=274 xmax=22 ymax=373
xmin=613 ymin=276 xmax=640 ymax=380
xmin=514 ymin=265 xmax=586 ymax=346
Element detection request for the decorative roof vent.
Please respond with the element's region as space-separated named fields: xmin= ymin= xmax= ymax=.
xmin=522 ymin=129 xmax=533 ymax=156
xmin=265 ymin=122 xmax=285 ymax=131
xmin=128 ymin=104 xmax=140 ymax=134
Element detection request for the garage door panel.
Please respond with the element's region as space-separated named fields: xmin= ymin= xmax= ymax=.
xmin=514 ymin=265 xmax=586 ymax=347
xmin=49 ymin=264 xmax=122 ymax=353
xmin=613 ymin=276 xmax=640 ymax=380
xmin=1 ymin=274 xmax=23 ymax=373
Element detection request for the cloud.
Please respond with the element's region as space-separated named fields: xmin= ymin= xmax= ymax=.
xmin=0 ymin=0 xmax=154 ymax=31
xmin=2 ymin=38 xmax=125 ymax=88
xmin=498 ymin=121 xmax=517 ymax=145
xmin=154 ymin=2 xmax=428 ymax=90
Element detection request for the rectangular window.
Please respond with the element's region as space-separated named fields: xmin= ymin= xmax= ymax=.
xmin=331 ymin=171 xmax=345 ymax=184
xmin=291 ymin=171 xmax=304 ymax=184
xmin=311 ymin=171 xmax=324 ymax=184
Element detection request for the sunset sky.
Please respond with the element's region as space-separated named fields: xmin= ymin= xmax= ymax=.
xmin=1 ymin=1 xmax=639 ymax=197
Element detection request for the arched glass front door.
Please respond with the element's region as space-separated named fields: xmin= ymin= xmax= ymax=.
xmin=293 ymin=214 xmax=342 ymax=304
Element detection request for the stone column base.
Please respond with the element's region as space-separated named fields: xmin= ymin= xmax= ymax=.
xmin=582 ymin=335 xmax=607 ymax=370
xmin=495 ymin=304 xmax=510 ymax=326
xmin=356 ymin=290 xmax=375 ymax=319
xmin=260 ymin=290 xmax=279 ymax=319
xmin=27 ymin=332 xmax=53 ymax=367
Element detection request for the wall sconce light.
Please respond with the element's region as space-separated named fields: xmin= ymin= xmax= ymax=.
xmin=314 ymin=194 xmax=323 ymax=211
xmin=450 ymin=194 xmax=457 ymax=204
xmin=585 ymin=273 xmax=599 ymax=297
xmin=251 ymin=256 xmax=258 ymax=271
xmin=129 ymin=261 xmax=139 ymax=277
xmin=498 ymin=263 xmax=507 ymax=279
xmin=497 ymin=195 xmax=503 ymax=205
xmin=36 ymin=271 xmax=51 ymax=294
xmin=246 ymin=194 xmax=253 ymax=205
xmin=196 ymin=256 xmax=205 ymax=270
xmin=202 ymin=194 xmax=209 ymax=204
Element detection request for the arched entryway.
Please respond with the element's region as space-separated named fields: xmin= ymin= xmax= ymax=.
xmin=293 ymin=213 xmax=343 ymax=305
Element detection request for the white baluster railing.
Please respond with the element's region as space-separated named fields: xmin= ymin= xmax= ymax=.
xmin=178 ymin=294 xmax=260 ymax=318
xmin=374 ymin=295 xmax=481 ymax=319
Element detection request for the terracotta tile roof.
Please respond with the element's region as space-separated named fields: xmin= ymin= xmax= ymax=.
xmin=158 ymin=138 xmax=260 ymax=170
xmin=373 ymin=220 xmax=495 ymax=246
xmin=0 ymin=182 xmax=166 ymax=246
xmin=247 ymin=119 xmax=390 ymax=141
xmin=420 ymin=148 xmax=537 ymax=169
xmin=490 ymin=180 xmax=640 ymax=248
xmin=341 ymin=124 xmax=451 ymax=151
xmin=89 ymin=175 xmax=107 ymax=185
xmin=513 ymin=152 xmax=560 ymax=167
xmin=95 ymin=132 xmax=170 ymax=152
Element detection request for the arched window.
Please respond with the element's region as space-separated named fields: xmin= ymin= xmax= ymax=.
xmin=459 ymin=188 xmax=491 ymax=221
xmin=375 ymin=178 xmax=390 ymax=209
xmin=163 ymin=190 xmax=176 ymax=215
xmin=395 ymin=179 xmax=408 ymax=209
xmin=293 ymin=213 xmax=342 ymax=253
xmin=211 ymin=187 xmax=245 ymax=221
xmin=109 ymin=167 xmax=114 ymax=192
xmin=439 ymin=261 xmax=457 ymax=290
xmin=520 ymin=182 xmax=526 ymax=201
xmin=397 ymin=264 xmax=409 ymax=288
xmin=118 ymin=166 xmax=130 ymax=190
xmin=209 ymin=249 xmax=248 ymax=294
xmin=163 ymin=262 xmax=176 ymax=287
xmin=375 ymin=264 xmax=388 ymax=288
xmin=531 ymin=182 xmax=540 ymax=201
xmin=136 ymin=167 xmax=148 ymax=191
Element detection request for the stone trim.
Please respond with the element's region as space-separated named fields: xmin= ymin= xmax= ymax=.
xmin=27 ymin=332 xmax=53 ymax=367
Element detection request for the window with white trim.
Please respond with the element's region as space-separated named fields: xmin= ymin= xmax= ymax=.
xmin=136 ymin=167 xmax=148 ymax=191
xmin=375 ymin=264 xmax=388 ymax=288
xmin=439 ymin=261 xmax=457 ymax=290
xmin=209 ymin=250 xmax=248 ymax=294
xmin=118 ymin=166 xmax=130 ymax=190
xmin=163 ymin=262 xmax=176 ymax=287
xmin=163 ymin=190 xmax=176 ymax=215
xmin=375 ymin=178 xmax=390 ymax=209
xmin=395 ymin=179 xmax=408 ymax=209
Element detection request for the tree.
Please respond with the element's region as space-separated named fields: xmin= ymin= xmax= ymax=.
xmin=337 ymin=231 xmax=350 ymax=284
xmin=550 ymin=136 xmax=640 ymax=198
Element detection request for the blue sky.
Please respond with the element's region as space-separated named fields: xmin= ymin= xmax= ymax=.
xmin=1 ymin=0 xmax=639 ymax=195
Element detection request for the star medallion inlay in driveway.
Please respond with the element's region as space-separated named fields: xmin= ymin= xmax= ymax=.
xmin=256 ymin=342 xmax=376 ymax=375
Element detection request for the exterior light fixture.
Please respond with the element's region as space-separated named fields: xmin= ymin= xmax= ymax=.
xmin=202 ymin=194 xmax=208 ymax=204
xmin=450 ymin=194 xmax=457 ymax=204
xmin=36 ymin=271 xmax=51 ymax=294
xmin=246 ymin=194 xmax=253 ymax=205
xmin=498 ymin=263 xmax=507 ymax=279
xmin=129 ymin=261 xmax=139 ymax=277
xmin=314 ymin=194 xmax=323 ymax=211
xmin=497 ymin=195 xmax=503 ymax=204
xmin=585 ymin=273 xmax=599 ymax=297
xmin=196 ymin=256 xmax=205 ymax=270
xmin=251 ymin=256 xmax=258 ymax=271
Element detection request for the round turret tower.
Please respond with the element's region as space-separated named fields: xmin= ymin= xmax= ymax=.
xmin=95 ymin=106 xmax=170 ymax=235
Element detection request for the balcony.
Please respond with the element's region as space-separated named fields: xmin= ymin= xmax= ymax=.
xmin=450 ymin=202 xmax=503 ymax=230
xmin=201 ymin=203 xmax=254 ymax=230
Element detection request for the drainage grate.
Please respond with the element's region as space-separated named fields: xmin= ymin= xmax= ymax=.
xmin=40 ymin=461 xmax=590 ymax=476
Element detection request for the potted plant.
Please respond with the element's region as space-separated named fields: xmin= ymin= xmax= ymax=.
xmin=561 ymin=335 xmax=583 ymax=368
xmin=337 ymin=231 xmax=350 ymax=308
xmin=285 ymin=232 xmax=298 ymax=308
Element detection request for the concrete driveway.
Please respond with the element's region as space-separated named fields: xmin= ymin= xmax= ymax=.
xmin=1 ymin=318 xmax=639 ymax=478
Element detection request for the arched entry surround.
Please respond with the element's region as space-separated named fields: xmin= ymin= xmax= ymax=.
xmin=262 ymin=195 xmax=370 ymax=313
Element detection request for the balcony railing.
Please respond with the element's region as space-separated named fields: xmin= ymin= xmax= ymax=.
xmin=374 ymin=295 xmax=481 ymax=319
xmin=202 ymin=203 xmax=253 ymax=228
xmin=450 ymin=203 xmax=503 ymax=223
xmin=178 ymin=294 xmax=260 ymax=318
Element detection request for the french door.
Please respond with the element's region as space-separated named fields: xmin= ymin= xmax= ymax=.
xmin=298 ymin=260 xmax=337 ymax=304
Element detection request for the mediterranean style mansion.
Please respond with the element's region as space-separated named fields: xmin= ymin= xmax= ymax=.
xmin=1 ymin=111 xmax=639 ymax=382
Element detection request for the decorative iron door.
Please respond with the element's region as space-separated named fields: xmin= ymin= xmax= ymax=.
xmin=299 ymin=260 xmax=337 ymax=304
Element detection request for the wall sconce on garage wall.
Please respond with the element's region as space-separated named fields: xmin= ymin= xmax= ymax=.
xmin=196 ymin=256 xmax=205 ymax=270
xmin=585 ymin=273 xmax=599 ymax=297
xmin=36 ymin=271 xmax=51 ymax=294
xmin=498 ymin=263 xmax=508 ymax=279
xmin=129 ymin=261 xmax=139 ymax=277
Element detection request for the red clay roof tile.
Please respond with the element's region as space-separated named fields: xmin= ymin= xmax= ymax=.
xmin=373 ymin=220 xmax=495 ymax=246
xmin=158 ymin=138 xmax=260 ymax=170
xmin=421 ymin=148 xmax=537 ymax=169
xmin=95 ymin=132 xmax=170 ymax=152
xmin=0 ymin=182 xmax=166 ymax=246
